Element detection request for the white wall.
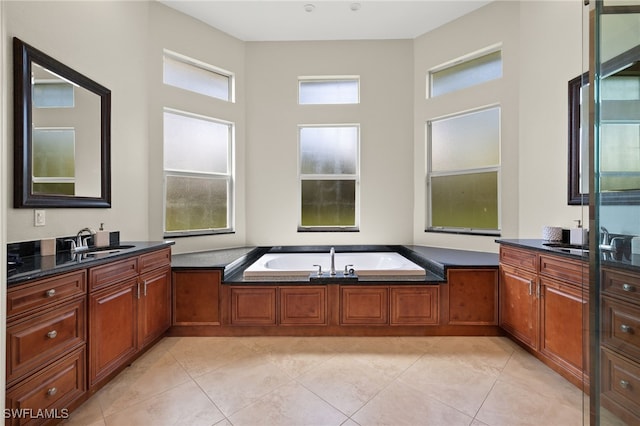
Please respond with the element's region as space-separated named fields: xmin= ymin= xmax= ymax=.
xmin=244 ymin=40 xmax=415 ymax=246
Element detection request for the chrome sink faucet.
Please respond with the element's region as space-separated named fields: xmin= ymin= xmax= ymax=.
xmin=330 ymin=247 xmax=336 ymax=276
xmin=67 ymin=228 xmax=95 ymax=253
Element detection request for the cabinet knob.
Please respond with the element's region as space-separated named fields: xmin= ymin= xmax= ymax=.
xmin=47 ymin=330 xmax=58 ymax=339
xmin=620 ymin=324 xmax=632 ymax=334
xmin=622 ymin=283 xmax=635 ymax=292
xmin=45 ymin=289 xmax=56 ymax=297
xmin=619 ymin=380 xmax=630 ymax=389
xmin=47 ymin=387 xmax=57 ymax=396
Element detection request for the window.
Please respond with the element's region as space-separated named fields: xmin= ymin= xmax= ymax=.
xmin=163 ymin=50 xmax=234 ymax=102
xmin=32 ymin=128 xmax=75 ymax=195
xmin=427 ymin=107 xmax=500 ymax=234
xmin=33 ymin=82 xmax=74 ymax=108
xmin=299 ymin=76 xmax=360 ymax=105
xmin=429 ymin=48 xmax=502 ymax=98
xmin=163 ymin=109 xmax=234 ymax=236
xmin=299 ymin=125 xmax=359 ymax=230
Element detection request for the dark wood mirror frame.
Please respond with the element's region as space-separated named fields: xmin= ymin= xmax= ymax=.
xmin=568 ymin=72 xmax=588 ymax=205
xmin=13 ymin=37 xmax=111 ymax=208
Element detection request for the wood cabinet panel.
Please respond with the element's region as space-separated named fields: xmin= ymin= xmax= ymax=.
xmin=539 ymin=255 xmax=587 ymax=286
xmin=602 ymin=296 xmax=640 ymax=361
xmin=7 ymin=270 xmax=86 ymax=319
xmin=139 ymin=248 xmax=172 ymax=275
xmin=6 ymin=347 xmax=86 ymax=426
xmin=89 ymin=279 xmax=138 ymax=387
xmin=7 ymin=297 xmax=86 ymax=385
xmin=390 ymin=287 xmax=438 ymax=325
xmin=341 ymin=287 xmax=388 ymax=325
xmin=231 ymin=287 xmax=277 ymax=326
xmin=601 ymin=347 xmax=640 ymax=425
xmin=139 ymin=267 xmax=171 ymax=348
xmin=499 ymin=264 xmax=538 ymax=349
xmin=89 ymin=258 xmax=138 ymax=292
xmin=280 ymin=287 xmax=327 ymax=325
xmin=602 ymin=268 xmax=640 ymax=305
xmin=447 ymin=269 xmax=498 ymax=325
xmin=500 ymin=246 xmax=537 ymax=272
xmin=172 ymin=270 xmax=221 ymax=325
xmin=539 ymin=277 xmax=588 ymax=375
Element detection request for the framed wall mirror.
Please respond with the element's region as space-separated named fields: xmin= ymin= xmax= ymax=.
xmin=568 ymin=72 xmax=589 ymax=205
xmin=13 ymin=37 xmax=111 ymax=208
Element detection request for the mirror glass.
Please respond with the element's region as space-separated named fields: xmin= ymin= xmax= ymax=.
xmin=14 ymin=37 xmax=111 ymax=208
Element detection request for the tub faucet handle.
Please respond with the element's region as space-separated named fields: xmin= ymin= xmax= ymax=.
xmin=313 ymin=264 xmax=322 ymax=276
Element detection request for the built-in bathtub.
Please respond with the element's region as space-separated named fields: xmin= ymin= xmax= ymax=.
xmin=242 ymin=251 xmax=426 ymax=278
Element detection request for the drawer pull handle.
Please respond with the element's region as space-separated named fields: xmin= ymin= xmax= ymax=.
xmin=47 ymin=387 xmax=57 ymax=396
xmin=619 ymin=380 xmax=630 ymax=389
xmin=47 ymin=330 xmax=58 ymax=339
xmin=620 ymin=324 xmax=633 ymax=333
xmin=45 ymin=289 xmax=56 ymax=297
xmin=622 ymin=283 xmax=635 ymax=292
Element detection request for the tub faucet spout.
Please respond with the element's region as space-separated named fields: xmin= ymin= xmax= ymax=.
xmin=330 ymin=247 xmax=336 ymax=276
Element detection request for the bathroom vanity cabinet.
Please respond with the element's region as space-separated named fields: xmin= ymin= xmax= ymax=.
xmin=499 ymin=244 xmax=589 ymax=389
xmin=5 ymin=243 xmax=172 ymax=423
xmin=600 ymin=266 xmax=640 ymax=424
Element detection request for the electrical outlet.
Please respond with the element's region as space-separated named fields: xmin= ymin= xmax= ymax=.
xmin=34 ymin=209 xmax=46 ymax=227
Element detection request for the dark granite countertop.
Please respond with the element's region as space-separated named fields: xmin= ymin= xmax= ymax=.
xmin=7 ymin=241 xmax=175 ymax=286
xmin=170 ymin=245 xmax=500 ymax=284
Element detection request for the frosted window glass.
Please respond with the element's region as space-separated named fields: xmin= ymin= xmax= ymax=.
xmin=430 ymin=50 xmax=502 ymax=98
xmin=601 ymin=76 xmax=640 ymax=100
xmin=299 ymin=79 xmax=359 ymax=104
xmin=431 ymin=172 xmax=498 ymax=230
xmin=33 ymin=83 xmax=74 ymax=108
xmin=164 ymin=111 xmax=230 ymax=174
xmin=163 ymin=55 xmax=231 ymax=101
xmin=300 ymin=126 xmax=358 ymax=174
xmin=32 ymin=129 xmax=75 ymax=178
xmin=165 ymin=175 xmax=228 ymax=231
xmin=301 ymin=180 xmax=356 ymax=227
xmin=430 ymin=107 xmax=500 ymax=172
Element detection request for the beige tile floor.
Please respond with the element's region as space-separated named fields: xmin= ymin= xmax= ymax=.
xmin=64 ymin=336 xmax=589 ymax=426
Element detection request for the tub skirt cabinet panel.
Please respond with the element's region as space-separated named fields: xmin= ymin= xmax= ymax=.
xmin=172 ymin=270 xmax=221 ymax=325
xmin=280 ymin=287 xmax=327 ymax=326
xmin=390 ymin=287 xmax=439 ymax=325
xmin=231 ymin=287 xmax=277 ymax=326
xmin=447 ymin=269 xmax=498 ymax=325
xmin=341 ymin=287 xmax=388 ymax=325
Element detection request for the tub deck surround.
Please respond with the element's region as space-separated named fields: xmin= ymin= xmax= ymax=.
xmin=7 ymin=241 xmax=175 ymax=286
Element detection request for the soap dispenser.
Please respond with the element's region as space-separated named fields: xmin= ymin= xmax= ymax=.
xmin=570 ymin=220 xmax=588 ymax=246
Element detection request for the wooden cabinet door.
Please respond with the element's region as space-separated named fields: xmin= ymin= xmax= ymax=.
xmin=390 ymin=287 xmax=439 ymax=325
xmin=139 ymin=266 xmax=171 ymax=348
xmin=341 ymin=286 xmax=388 ymax=325
xmin=539 ymin=277 xmax=588 ymax=378
xmin=280 ymin=286 xmax=327 ymax=325
xmin=172 ymin=270 xmax=221 ymax=325
xmin=499 ymin=265 xmax=538 ymax=349
xmin=231 ymin=287 xmax=277 ymax=326
xmin=89 ymin=279 xmax=138 ymax=387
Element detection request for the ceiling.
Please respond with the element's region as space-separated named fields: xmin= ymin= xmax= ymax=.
xmin=158 ymin=0 xmax=494 ymax=41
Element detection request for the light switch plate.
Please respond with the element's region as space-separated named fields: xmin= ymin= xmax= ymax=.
xmin=34 ymin=209 xmax=46 ymax=227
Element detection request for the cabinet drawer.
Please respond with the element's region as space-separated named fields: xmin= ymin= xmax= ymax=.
xmin=7 ymin=271 xmax=86 ymax=319
xmin=602 ymin=268 xmax=640 ymax=304
xmin=539 ymin=255 xmax=587 ymax=286
xmin=139 ymin=248 xmax=171 ymax=275
xmin=6 ymin=347 xmax=86 ymax=426
xmin=601 ymin=348 xmax=640 ymax=424
xmin=7 ymin=297 xmax=86 ymax=385
xmin=602 ymin=297 xmax=640 ymax=360
xmin=89 ymin=257 xmax=138 ymax=292
xmin=500 ymin=246 xmax=537 ymax=272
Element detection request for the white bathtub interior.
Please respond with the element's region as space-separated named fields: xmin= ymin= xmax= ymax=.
xmin=243 ymin=252 xmax=426 ymax=278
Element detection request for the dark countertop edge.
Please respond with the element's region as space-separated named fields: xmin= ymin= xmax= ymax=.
xmin=7 ymin=241 xmax=175 ymax=287
xmin=171 ymin=244 xmax=499 ymax=284
xmin=496 ymin=239 xmax=590 ymax=260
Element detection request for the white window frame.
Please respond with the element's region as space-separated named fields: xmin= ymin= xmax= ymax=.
xmin=162 ymin=108 xmax=235 ymax=237
xmin=298 ymin=75 xmax=360 ymax=105
xmin=163 ymin=49 xmax=235 ymax=103
xmin=298 ymin=123 xmax=360 ymax=231
xmin=426 ymin=105 xmax=501 ymax=235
